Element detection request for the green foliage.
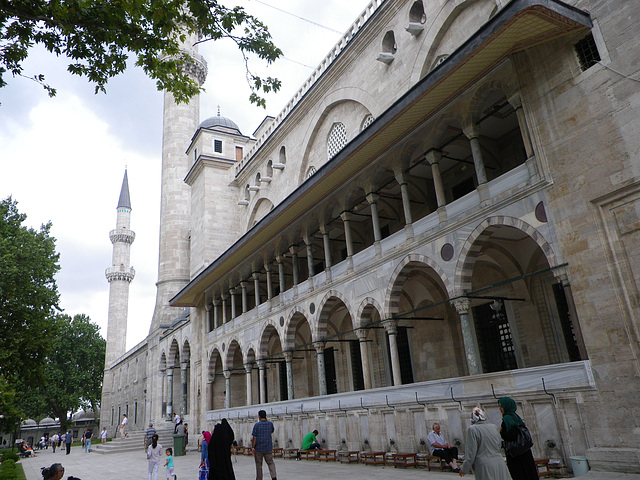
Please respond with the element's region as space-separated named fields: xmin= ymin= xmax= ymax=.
xmin=0 ymin=451 xmax=19 ymax=463
xmin=1 ymin=0 xmax=283 ymax=105
xmin=0 ymin=459 xmax=17 ymax=480
xmin=16 ymin=313 xmax=106 ymax=430
xmin=0 ymin=380 xmax=22 ymax=435
xmin=0 ymin=197 xmax=60 ymax=387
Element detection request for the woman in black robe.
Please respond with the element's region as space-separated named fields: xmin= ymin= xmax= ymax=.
xmin=208 ymin=418 xmax=236 ymax=480
xmin=499 ymin=396 xmax=538 ymax=480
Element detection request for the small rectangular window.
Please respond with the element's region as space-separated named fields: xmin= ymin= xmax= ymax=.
xmin=214 ymin=139 xmax=223 ymax=153
xmin=235 ymin=146 xmax=243 ymax=161
xmin=575 ymin=33 xmax=600 ymax=71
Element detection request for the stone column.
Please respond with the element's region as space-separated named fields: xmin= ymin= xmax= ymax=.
xmin=245 ymin=364 xmax=253 ymax=406
xmin=366 ymin=193 xmax=382 ymax=243
xmin=464 ymin=127 xmax=488 ymax=185
xmin=180 ymin=361 xmax=188 ymax=415
xmin=340 ymin=212 xmax=355 ymax=272
xmin=320 ymin=225 xmax=332 ymax=269
xmin=508 ymin=94 xmax=534 ymax=158
xmin=253 ymin=272 xmax=261 ymax=307
xmin=221 ymin=294 xmax=228 ymax=324
xmin=289 ymin=246 xmax=299 ymax=286
xmin=264 ymin=264 xmax=273 ymax=301
xmin=166 ymin=367 xmax=174 ymax=417
xmin=453 ymin=298 xmax=481 ymax=375
xmin=425 ymin=150 xmax=447 ymax=208
xmin=230 ymin=288 xmax=237 ymax=319
xmin=383 ymin=321 xmax=403 ymax=386
xmin=315 ymin=343 xmax=327 ymax=396
xmin=213 ymin=298 xmax=220 ymax=329
xmin=224 ymin=371 xmax=231 ymax=409
xmin=284 ymin=351 xmax=294 ymax=400
xmin=355 ymin=329 xmax=372 ymax=390
xmin=395 ymin=172 xmax=413 ymax=225
xmin=241 ymin=282 xmax=248 ymax=313
xmin=305 ymin=237 xmax=315 ymax=278
xmin=258 ymin=360 xmax=267 ymax=404
xmin=277 ymin=255 xmax=286 ymax=297
xmin=205 ymin=302 xmax=212 ymax=332
xmin=206 ymin=380 xmax=213 ymax=411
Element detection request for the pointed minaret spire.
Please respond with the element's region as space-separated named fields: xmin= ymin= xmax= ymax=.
xmin=117 ymin=168 xmax=132 ymax=209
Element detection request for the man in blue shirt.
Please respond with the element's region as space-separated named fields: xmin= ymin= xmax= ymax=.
xmin=251 ymin=410 xmax=277 ymax=480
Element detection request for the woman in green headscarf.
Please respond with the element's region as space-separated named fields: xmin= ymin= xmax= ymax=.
xmin=498 ymin=397 xmax=537 ymax=480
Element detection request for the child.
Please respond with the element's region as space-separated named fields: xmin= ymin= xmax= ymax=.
xmin=164 ymin=448 xmax=176 ymax=480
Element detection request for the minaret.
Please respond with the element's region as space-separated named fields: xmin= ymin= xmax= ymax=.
xmin=104 ymin=170 xmax=136 ymax=365
xmin=149 ymin=34 xmax=207 ymax=333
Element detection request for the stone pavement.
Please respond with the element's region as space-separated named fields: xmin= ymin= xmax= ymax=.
xmin=18 ymin=447 xmax=640 ymax=480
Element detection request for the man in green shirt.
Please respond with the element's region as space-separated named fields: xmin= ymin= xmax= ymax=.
xmin=298 ymin=430 xmax=322 ymax=460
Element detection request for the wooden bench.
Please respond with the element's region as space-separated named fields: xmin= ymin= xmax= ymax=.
xmin=361 ymin=451 xmax=386 ymax=466
xmin=338 ymin=451 xmax=360 ymax=463
xmin=421 ymin=455 xmax=452 ymax=471
xmin=317 ymin=450 xmax=337 ymax=462
xmin=535 ymin=458 xmax=551 ymax=477
xmin=283 ymin=448 xmax=299 ymax=459
xmin=392 ymin=453 xmax=418 ymax=468
xmin=299 ymin=449 xmax=318 ymax=460
xmin=272 ymin=447 xmax=283 ymax=458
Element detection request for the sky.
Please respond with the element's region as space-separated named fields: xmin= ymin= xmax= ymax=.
xmin=0 ymin=0 xmax=373 ymax=350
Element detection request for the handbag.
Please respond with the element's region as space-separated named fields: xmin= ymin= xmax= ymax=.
xmin=504 ymin=423 xmax=533 ymax=457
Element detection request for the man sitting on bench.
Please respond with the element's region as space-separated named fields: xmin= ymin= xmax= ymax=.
xmin=427 ymin=423 xmax=460 ymax=473
xmin=297 ymin=430 xmax=323 ymax=460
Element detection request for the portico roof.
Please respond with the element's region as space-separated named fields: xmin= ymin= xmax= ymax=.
xmin=170 ymin=0 xmax=591 ymax=308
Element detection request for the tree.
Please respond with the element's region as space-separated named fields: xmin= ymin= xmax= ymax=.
xmin=1 ymin=0 xmax=282 ymax=106
xmin=0 ymin=197 xmax=61 ymax=387
xmin=17 ymin=313 xmax=106 ymax=430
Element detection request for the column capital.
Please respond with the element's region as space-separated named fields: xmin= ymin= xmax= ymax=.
xmin=205 ymin=302 xmax=212 ymax=312
xmin=507 ymin=93 xmax=523 ymax=109
xmin=229 ymin=287 xmax=237 ymax=295
xmin=366 ymin=192 xmax=380 ymax=204
xmin=340 ymin=211 xmax=354 ymax=222
xmin=289 ymin=245 xmax=299 ymax=255
xmin=383 ymin=319 xmax=398 ymax=335
xmin=424 ymin=149 xmax=442 ymax=165
xmin=314 ymin=341 xmax=326 ymax=353
xmin=355 ymin=328 xmax=369 ymax=341
xmin=245 ymin=364 xmax=253 ymax=374
xmin=252 ymin=272 xmax=261 ymax=280
xmin=223 ymin=370 xmax=232 ymax=380
xmin=394 ymin=170 xmax=409 ymax=185
xmin=264 ymin=262 xmax=271 ymax=272
xmin=463 ymin=125 xmax=480 ymax=139
xmin=240 ymin=281 xmax=248 ymax=289
xmin=453 ymin=298 xmax=470 ymax=315
xmin=283 ymin=351 xmax=294 ymax=362
xmin=319 ymin=224 xmax=330 ymax=235
xmin=257 ymin=359 xmax=266 ymax=369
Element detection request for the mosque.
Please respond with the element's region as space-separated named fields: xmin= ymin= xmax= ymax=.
xmin=99 ymin=0 xmax=640 ymax=472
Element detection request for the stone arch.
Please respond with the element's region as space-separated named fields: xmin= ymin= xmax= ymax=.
xmin=181 ymin=339 xmax=191 ymax=363
xmin=208 ymin=347 xmax=223 ymax=381
xmin=168 ymin=338 xmax=180 ymax=367
xmin=385 ymin=253 xmax=452 ymax=317
xmin=283 ymin=307 xmax=308 ymax=350
xmin=258 ymin=321 xmax=281 ymax=359
xmin=248 ymin=197 xmax=275 ymax=229
xmin=225 ymin=338 xmax=243 ymax=369
xmin=356 ymin=297 xmax=384 ymax=329
xmin=159 ymin=351 xmax=167 ymax=371
xmin=464 ymin=78 xmax=517 ymax=126
xmin=316 ymin=289 xmax=354 ymax=340
xmin=454 ymin=216 xmax=559 ymax=295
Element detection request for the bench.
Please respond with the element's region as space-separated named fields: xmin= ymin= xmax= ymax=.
xmin=338 ymin=451 xmax=360 ymax=463
xmin=283 ymin=448 xmax=299 ymax=459
xmin=535 ymin=458 xmax=551 ymax=477
xmin=361 ymin=451 xmax=386 ymax=466
xmin=299 ymin=449 xmax=318 ymax=460
xmin=317 ymin=450 xmax=337 ymax=462
xmin=392 ymin=453 xmax=418 ymax=468
xmin=272 ymin=447 xmax=283 ymax=458
xmin=420 ymin=455 xmax=452 ymax=471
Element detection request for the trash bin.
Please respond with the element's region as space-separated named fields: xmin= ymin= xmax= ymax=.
xmin=173 ymin=434 xmax=185 ymax=457
xmin=569 ymin=456 xmax=589 ymax=476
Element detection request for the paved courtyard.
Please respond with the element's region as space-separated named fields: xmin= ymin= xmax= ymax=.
xmin=17 ymin=447 xmax=640 ymax=480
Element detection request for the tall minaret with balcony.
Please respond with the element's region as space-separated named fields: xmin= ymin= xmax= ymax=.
xmin=104 ymin=169 xmax=136 ymax=366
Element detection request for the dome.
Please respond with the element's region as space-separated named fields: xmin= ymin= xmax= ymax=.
xmin=40 ymin=417 xmax=56 ymax=425
xmin=22 ymin=419 xmax=37 ymax=426
xmin=73 ymin=409 xmax=95 ymax=421
xmin=199 ymin=114 xmax=241 ymax=135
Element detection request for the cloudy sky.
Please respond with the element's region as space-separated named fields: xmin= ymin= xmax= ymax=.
xmin=0 ymin=0 xmax=373 ymax=349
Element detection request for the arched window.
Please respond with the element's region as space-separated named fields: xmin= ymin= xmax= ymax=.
xmin=409 ymin=1 xmax=426 ymax=23
xmin=279 ymin=146 xmax=287 ymax=165
xmin=255 ymin=173 xmax=261 ymax=185
xmin=361 ymin=115 xmax=375 ymax=131
xmin=327 ymin=122 xmax=347 ymax=160
xmin=382 ymin=31 xmax=397 ymax=54
xmin=266 ymin=160 xmax=274 ymax=177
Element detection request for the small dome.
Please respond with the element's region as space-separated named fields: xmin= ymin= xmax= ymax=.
xmin=199 ymin=114 xmax=241 ymax=135
xmin=73 ymin=409 xmax=95 ymax=421
xmin=22 ymin=419 xmax=37 ymax=426
xmin=40 ymin=417 xmax=56 ymax=425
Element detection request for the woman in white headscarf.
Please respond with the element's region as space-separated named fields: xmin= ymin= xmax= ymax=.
xmin=459 ymin=407 xmax=512 ymax=479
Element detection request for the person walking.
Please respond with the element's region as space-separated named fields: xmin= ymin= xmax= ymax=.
xmin=251 ymin=410 xmax=277 ymax=480
xmin=164 ymin=447 xmax=175 ymax=480
xmin=209 ymin=418 xmax=236 ymax=480
xmin=50 ymin=433 xmax=59 ymax=453
xmin=101 ymin=427 xmax=108 ymax=444
xmin=199 ymin=431 xmax=211 ymax=480
xmin=145 ymin=423 xmax=157 ymax=449
xmin=147 ymin=434 xmax=163 ymax=480
xmin=120 ymin=413 xmax=128 ymax=438
xmin=459 ymin=407 xmax=512 ymax=479
xmin=84 ymin=429 xmax=92 ymax=453
xmin=64 ymin=431 xmax=72 ymax=455
xmin=499 ymin=397 xmax=537 ymax=480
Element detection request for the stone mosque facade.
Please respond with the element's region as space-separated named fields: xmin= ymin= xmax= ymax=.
xmin=100 ymin=0 xmax=640 ymax=472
